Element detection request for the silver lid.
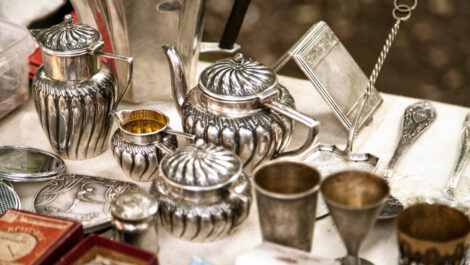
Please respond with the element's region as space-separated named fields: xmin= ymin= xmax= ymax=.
xmin=199 ymin=53 xmax=277 ymax=101
xmin=35 ymin=14 xmax=101 ymax=55
xmin=160 ymin=139 xmax=242 ymax=189
xmin=110 ymin=191 xmax=158 ymax=221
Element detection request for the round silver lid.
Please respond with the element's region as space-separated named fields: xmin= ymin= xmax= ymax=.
xmin=160 ymin=139 xmax=242 ymax=189
xmin=199 ymin=53 xmax=278 ymax=101
xmin=35 ymin=14 xmax=101 ymax=55
xmin=0 ymin=146 xmax=66 ymax=182
xmin=0 ymin=182 xmax=20 ymax=214
xmin=110 ymin=191 xmax=158 ymax=221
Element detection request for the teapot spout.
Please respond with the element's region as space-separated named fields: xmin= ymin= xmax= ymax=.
xmin=29 ymin=29 xmax=43 ymax=44
xmin=162 ymin=45 xmax=188 ymax=115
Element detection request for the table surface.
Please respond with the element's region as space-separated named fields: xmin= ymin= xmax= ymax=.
xmin=2 ymin=67 xmax=470 ymax=265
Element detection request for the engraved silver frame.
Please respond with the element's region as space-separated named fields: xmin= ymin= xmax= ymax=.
xmin=273 ymin=21 xmax=383 ymax=131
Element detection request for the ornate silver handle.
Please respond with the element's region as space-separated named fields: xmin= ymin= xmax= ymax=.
xmin=96 ymin=51 xmax=134 ymax=111
xmin=263 ymin=101 xmax=319 ymax=158
xmin=383 ymin=101 xmax=436 ymax=180
xmin=442 ymin=113 xmax=470 ymax=200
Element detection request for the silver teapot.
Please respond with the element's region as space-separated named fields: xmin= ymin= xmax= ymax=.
xmin=31 ymin=15 xmax=133 ymax=160
xmin=150 ymin=139 xmax=251 ymax=242
xmin=163 ymin=45 xmax=320 ymax=171
xmin=111 ymin=109 xmax=195 ymax=182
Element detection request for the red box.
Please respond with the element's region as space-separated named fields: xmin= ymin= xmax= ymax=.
xmin=55 ymin=234 xmax=159 ymax=265
xmin=0 ymin=209 xmax=83 ymax=265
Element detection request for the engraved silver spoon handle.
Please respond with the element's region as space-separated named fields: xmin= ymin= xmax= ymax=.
xmin=383 ymin=101 xmax=437 ymax=180
xmin=442 ymin=113 xmax=470 ymax=200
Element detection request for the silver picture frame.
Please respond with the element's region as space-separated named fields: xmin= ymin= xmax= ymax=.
xmin=273 ymin=21 xmax=383 ymax=131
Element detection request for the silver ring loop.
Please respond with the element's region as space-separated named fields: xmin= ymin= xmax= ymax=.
xmin=393 ymin=4 xmax=412 ymax=21
xmin=394 ymin=0 xmax=417 ymax=10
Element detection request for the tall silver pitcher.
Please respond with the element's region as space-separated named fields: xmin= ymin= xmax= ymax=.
xmin=71 ymin=0 xmax=250 ymax=103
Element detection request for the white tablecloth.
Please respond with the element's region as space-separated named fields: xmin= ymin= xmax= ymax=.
xmin=2 ymin=66 xmax=470 ymax=265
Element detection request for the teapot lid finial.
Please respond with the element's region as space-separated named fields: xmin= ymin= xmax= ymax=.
xmin=64 ymin=14 xmax=73 ymax=24
xmin=234 ymin=53 xmax=244 ymax=65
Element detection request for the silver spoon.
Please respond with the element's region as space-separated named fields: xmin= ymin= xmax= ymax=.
xmin=378 ymin=101 xmax=437 ymax=220
xmin=441 ymin=113 xmax=470 ymax=202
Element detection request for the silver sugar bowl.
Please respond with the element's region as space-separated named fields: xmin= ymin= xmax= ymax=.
xmin=111 ymin=109 xmax=195 ymax=182
xmin=163 ymin=45 xmax=319 ymax=171
xmin=110 ymin=191 xmax=159 ymax=253
xmin=30 ymin=14 xmax=133 ymax=160
xmin=150 ymin=139 xmax=252 ymax=242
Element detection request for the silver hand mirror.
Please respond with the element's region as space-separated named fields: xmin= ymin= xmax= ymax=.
xmin=0 ymin=146 xmax=66 ymax=182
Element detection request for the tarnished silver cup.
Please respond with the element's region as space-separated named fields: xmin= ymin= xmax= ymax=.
xmin=254 ymin=161 xmax=321 ymax=252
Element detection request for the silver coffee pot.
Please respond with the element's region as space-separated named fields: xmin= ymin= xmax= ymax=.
xmin=71 ymin=0 xmax=250 ymax=103
xmin=163 ymin=45 xmax=320 ymax=171
xmin=31 ymin=15 xmax=133 ymax=160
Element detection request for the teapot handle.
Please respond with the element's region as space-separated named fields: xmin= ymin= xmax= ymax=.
xmin=164 ymin=129 xmax=197 ymax=142
xmin=263 ymin=101 xmax=320 ymax=158
xmin=96 ymin=52 xmax=134 ymax=111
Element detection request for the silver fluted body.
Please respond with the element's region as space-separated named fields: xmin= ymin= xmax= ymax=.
xmin=150 ymin=140 xmax=251 ymax=242
xmin=32 ymin=64 xmax=115 ymax=159
xmin=111 ymin=130 xmax=177 ymax=182
xmin=181 ymin=86 xmax=295 ymax=171
xmin=30 ymin=16 xmax=133 ymax=160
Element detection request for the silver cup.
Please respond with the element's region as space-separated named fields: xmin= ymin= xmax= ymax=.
xmin=254 ymin=161 xmax=321 ymax=252
xmin=321 ymin=170 xmax=389 ymax=265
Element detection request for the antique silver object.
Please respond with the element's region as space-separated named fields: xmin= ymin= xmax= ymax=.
xmin=0 ymin=181 xmax=20 ymax=214
xmin=110 ymin=191 xmax=159 ymax=253
xmin=321 ymin=171 xmax=390 ymax=265
xmin=379 ymin=100 xmax=436 ymax=220
xmin=163 ymin=45 xmax=320 ymax=171
xmin=71 ymin=0 xmax=249 ymax=103
xmin=441 ymin=113 xmax=470 ymax=201
xmin=150 ymin=139 xmax=252 ymax=242
xmin=253 ymin=161 xmax=320 ymax=252
xmin=304 ymin=92 xmax=378 ymax=218
xmin=30 ymin=14 xmax=133 ymax=160
xmin=111 ymin=109 xmax=195 ymax=182
xmin=272 ymin=21 xmax=383 ymax=132
xmin=34 ymin=174 xmax=139 ymax=233
xmin=0 ymin=146 xmax=65 ymax=182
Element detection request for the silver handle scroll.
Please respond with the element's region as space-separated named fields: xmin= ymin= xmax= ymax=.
xmin=97 ymin=51 xmax=134 ymax=111
xmin=263 ymin=101 xmax=319 ymax=158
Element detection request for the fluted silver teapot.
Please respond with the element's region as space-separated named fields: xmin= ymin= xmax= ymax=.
xmin=30 ymin=15 xmax=133 ymax=160
xmin=163 ymin=45 xmax=320 ymax=171
xmin=150 ymin=139 xmax=251 ymax=242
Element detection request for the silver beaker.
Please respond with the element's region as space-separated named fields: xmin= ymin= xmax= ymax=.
xmin=253 ymin=161 xmax=321 ymax=252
